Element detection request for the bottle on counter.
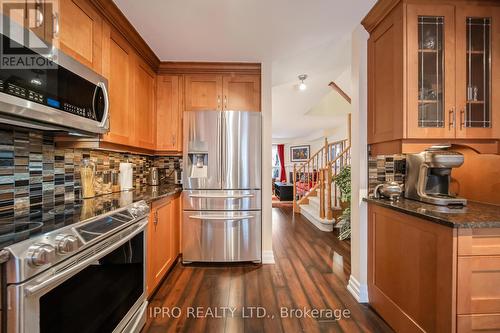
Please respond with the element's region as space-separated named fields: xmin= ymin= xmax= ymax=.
xmin=80 ymin=158 xmax=96 ymax=199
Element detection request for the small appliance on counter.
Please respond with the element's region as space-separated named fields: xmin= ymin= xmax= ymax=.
xmin=119 ymin=162 xmax=134 ymax=190
xmin=373 ymin=181 xmax=403 ymax=201
xmin=174 ymin=169 xmax=183 ymax=185
xmin=405 ymin=146 xmax=467 ymax=206
xmin=147 ymin=167 xmax=166 ymax=186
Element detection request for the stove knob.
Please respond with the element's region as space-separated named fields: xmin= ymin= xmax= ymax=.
xmin=55 ymin=234 xmax=79 ymax=254
xmin=27 ymin=244 xmax=56 ymax=267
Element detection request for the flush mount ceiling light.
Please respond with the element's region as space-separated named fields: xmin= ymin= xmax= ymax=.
xmin=298 ymin=74 xmax=308 ymax=91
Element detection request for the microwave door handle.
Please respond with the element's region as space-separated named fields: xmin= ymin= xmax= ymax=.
xmin=24 ymin=219 xmax=147 ymax=296
xmin=96 ymin=82 xmax=109 ymax=129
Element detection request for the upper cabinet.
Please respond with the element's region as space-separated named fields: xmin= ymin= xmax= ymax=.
xmin=407 ymin=4 xmax=456 ymax=139
xmin=184 ymin=74 xmax=223 ymax=111
xmin=58 ymin=0 xmax=103 ymax=73
xmin=184 ymin=73 xmax=261 ymax=112
xmin=455 ymin=6 xmax=500 ymax=139
xmin=101 ymin=28 xmax=134 ymax=146
xmin=364 ymin=0 xmax=500 ymax=149
xmin=223 ymin=74 xmax=261 ymax=112
xmin=134 ymin=58 xmax=156 ymax=150
xmin=157 ymin=75 xmax=183 ymax=152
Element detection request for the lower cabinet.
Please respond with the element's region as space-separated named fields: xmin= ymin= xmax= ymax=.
xmin=146 ymin=194 xmax=181 ymax=297
xmin=368 ymin=204 xmax=500 ymax=333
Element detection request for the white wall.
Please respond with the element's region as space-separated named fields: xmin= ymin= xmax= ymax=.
xmin=261 ymin=61 xmax=274 ymax=264
xmin=347 ymin=25 xmax=369 ymax=302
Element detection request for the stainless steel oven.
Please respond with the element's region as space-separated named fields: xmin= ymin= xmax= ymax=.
xmin=3 ymin=202 xmax=149 ymax=333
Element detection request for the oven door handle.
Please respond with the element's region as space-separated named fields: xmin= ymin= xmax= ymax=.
xmin=24 ymin=220 xmax=148 ymax=296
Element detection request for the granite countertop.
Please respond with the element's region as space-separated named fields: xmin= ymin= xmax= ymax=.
xmin=364 ymin=197 xmax=500 ymax=228
xmin=0 ymin=185 xmax=183 ymax=249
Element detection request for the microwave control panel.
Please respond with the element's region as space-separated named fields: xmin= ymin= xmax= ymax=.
xmin=0 ymin=79 xmax=97 ymax=121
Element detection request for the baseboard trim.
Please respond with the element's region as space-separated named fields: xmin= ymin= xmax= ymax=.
xmin=262 ymin=250 xmax=275 ymax=264
xmin=347 ymin=275 xmax=369 ymax=303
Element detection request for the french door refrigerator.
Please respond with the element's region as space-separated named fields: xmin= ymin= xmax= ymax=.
xmin=182 ymin=110 xmax=262 ymax=263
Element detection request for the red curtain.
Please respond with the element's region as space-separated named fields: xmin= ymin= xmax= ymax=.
xmin=277 ymin=144 xmax=286 ymax=182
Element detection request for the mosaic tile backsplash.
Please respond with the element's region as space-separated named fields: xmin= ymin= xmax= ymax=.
xmin=0 ymin=127 xmax=181 ymax=220
xmin=368 ymin=154 xmax=406 ymax=196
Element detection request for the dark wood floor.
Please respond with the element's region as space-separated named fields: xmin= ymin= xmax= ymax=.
xmin=143 ymin=206 xmax=392 ymax=333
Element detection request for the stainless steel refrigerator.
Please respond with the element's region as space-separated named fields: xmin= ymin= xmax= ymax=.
xmin=182 ymin=110 xmax=262 ymax=263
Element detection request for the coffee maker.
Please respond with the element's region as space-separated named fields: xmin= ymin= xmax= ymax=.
xmin=405 ymin=147 xmax=467 ymax=206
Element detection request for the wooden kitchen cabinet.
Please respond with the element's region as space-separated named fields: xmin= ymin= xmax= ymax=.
xmin=363 ymin=0 xmax=500 ymax=150
xmin=0 ymin=0 xmax=57 ymax=46
xmin=368 ymin=203 xmax=500 ymax=333
xmin=184 ymin=73 xmax=261 ymax=112
xmin=134 ymin=58 xmax=156 ymax=150
xmin=223 ymin=74 xmax=260 ymax=112
xmin=58 ymin=0 xmax=103 ymax=73
xmin=156 ymin=75 xmax=183 ymax=152
xmin=147 ymin=194 xmax=181 ymax=297
xmin=184 ymin=74 xmax=223 ymax=111
xmin=101 ymin=28 xmax=134 ymax=146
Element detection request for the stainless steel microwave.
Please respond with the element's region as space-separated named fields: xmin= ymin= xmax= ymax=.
xmin=0 ymin=29 xmax=109 ymax=135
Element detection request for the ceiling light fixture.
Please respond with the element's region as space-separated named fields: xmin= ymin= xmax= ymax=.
xmin=298 ymin=74 xmax=308 ymax=91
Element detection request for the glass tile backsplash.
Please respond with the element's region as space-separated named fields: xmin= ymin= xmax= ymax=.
xmin=0 ymin=127 xmax=181 ymax=220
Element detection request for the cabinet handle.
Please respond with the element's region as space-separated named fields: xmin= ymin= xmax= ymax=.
xmin=154 ymin=212 xmax=158 ymax=228
xmin=52 ymin=13 xmax=60 ymax=38
xmin=460 ymin=109 xmax=465 ymax=130
xmin=224 ymin=96 xmax=227 ymax=110
xmin=448 ymin=108 xmax=455 ymax=130
xmin=217 ymin=95 xmax=221 ymax=110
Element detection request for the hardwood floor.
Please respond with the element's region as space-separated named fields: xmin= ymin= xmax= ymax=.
xmin=143 ymin=206 xmax=393 ymax=333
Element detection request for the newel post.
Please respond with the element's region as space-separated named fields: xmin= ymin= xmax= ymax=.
xmin=319 ymin=169 xmax=325 ymax=219
xmin=326 ymin=167 xmax=333 ymax=220
xmin=293 ymin=164 xmax=297 ymax=213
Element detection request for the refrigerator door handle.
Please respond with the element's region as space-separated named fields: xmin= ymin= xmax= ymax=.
xmin=217 ymin=111 xmax=223 ymax=187
xmin=221 ymin=111 xmax=226 ymax=186
xmin=188 ymin=194 xmax=255 ymax=199
xmin=188 ymin=215 xmax=254 ymax=221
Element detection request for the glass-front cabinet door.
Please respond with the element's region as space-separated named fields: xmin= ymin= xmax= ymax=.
xmin=456 ymin=6 xmax=500 ymax=139
xmin=407 ymin=5 xmax=456 ymax=139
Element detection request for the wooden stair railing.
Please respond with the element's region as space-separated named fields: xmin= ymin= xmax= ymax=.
xmin=292 ymin=114 xmax=352 ymax=222
xmin=292 ymin=138 xmax=350 ymax=215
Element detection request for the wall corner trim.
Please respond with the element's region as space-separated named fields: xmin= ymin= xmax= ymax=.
xmin=262 ymin=250 xmax=275 ymax=264
xmin=347 ymin=275 xmax=369 ymax=303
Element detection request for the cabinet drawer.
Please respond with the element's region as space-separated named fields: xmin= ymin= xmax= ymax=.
xmin=458 ymin=228 xmax=500 ymax=256
xmin=457 ymin=314 xmax=500 ymax=333
xmin=457 ymin=256 xmax=500 ymax=314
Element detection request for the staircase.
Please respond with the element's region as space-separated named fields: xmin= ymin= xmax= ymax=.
xmin=292 ymin=117 xmax=351 ymax=232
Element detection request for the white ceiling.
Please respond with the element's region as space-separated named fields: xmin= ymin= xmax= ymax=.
xmin=113 ymin=0 xmax=376 ymax=140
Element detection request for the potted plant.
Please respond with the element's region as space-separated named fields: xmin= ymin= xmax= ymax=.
xmin=333 ymin=166 xmax=351 ymax=240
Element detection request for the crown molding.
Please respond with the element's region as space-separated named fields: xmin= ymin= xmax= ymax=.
xmin=88 ymin=0 xmax=160 ymax=70
xmin=158 ymin=61 xmax=261 ymax=75
xmin=361 ymin=0 xmax=401 ymax=33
